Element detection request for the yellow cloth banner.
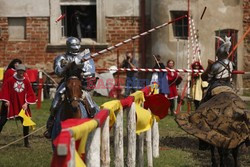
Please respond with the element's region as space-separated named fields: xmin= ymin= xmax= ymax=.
xmin=70 ymin=120 xmax=98 ymax=155
xmin=18 ymin=109 xmax=36 ymax=130
xmin=191 ymin=75 xmax=203 ymax=101
xmin=75 ymin=150 xmax=86 ymax=167
xmin=131 ymin=90 xmax=153 ymax=134
xmin=100 ymin=100 xmax=122 ymax=127
xmin=135 ymin=104 xmax=153 ymax=134
xmin=69 ymin=120 xmax=98 ymax=167
xmin=0 ymin=68 xmax=4 ymax=80
xmin=131 ymin=91 xmax=145 ymax=105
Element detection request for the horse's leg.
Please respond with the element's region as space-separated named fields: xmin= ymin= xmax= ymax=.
xmin=211 ymin=145 xmax=217 ymax=167
xmin=219 ymin=147 xmax=234 ymax=167
xmin=218 ymin=147 xmax=225 ymax=167
xmin=232 ymin=146 xmax=239 ymax=167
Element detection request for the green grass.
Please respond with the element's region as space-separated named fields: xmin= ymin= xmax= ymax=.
xmin=0 ymin=99 xmax=52 ymax=167
xmin=0 ymin=97 xmax=249 ymax=167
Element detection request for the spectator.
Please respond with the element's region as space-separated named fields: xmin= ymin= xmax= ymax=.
xmin=166 ymin=59 xmax=182 ymax=115
xmin=150 ymin=55 xmax=169 ymax=95
xmin=121 ymin=51 xmax=138 ymax=97
xmin=2 ymin=59 xmax=23 ymax=84
xmin=191 ymin=61 xmax=205 ymax=110
xmin=0 ymin=64 xmax=37 ymax=147
xmin=0 ymin=59 xmax=28 ymax=126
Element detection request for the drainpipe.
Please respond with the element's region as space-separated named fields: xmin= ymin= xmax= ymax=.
xmin=140 ymin=0 xmax=146 ymax=70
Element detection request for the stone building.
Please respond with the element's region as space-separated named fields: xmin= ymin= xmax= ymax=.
xmin=0 ymin=0 xmax=249 ymax=92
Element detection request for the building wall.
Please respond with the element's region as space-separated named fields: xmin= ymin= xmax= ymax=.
xmin=105 ymin=0 xmax=139 ymax=16
xmin=0 ymin=0 xmax=141 ymax=72
xmin=95 ymin=17 xmax=140 ymax=69
xmin=0 ymin=17 xmax=57 ymax=71
xmin=243 ymin=0 xmax=250 ymax=91
xmin=95 ymin=0 xmax=141 ymax=69
xmin=0 ymin=0 xmax=49 ymax=17
xmin=150 ymin=0 xmax=244 ymax=91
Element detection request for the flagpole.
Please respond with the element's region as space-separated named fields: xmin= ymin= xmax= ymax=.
xmin=227 ymin=27 xmax=250 ymax=59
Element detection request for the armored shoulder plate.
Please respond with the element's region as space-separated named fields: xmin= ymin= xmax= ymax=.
xmin=54 ymin=54 xmax=67 ymax=77
xmin=77 ymin=49 xmax=96 ymax=75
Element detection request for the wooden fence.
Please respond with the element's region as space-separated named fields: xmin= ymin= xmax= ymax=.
xmin=51 ymin=86 xmax=162 ymax=167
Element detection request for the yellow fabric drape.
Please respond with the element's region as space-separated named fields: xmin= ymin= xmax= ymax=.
xmin=191 ymin=75 xmax=203 ymax=101
xmin=0 ymin=68 xmax=4 ymax=80
xmin=69 ymin=120 xmax=98 ymax=167
xmin=70 ymin=120 xmax=98 ymax=155
xmin=18 ymin=109 xmax=36 ymax=130
xmin=75 ymin=150 xmax=86 ymax=167
xmin=130 ymin=91 xmax=145 ymax=104
xmin=131 ymin=90 xmax=153 ymax=134
xmin=135 ymin=104 xmax=153 ymax=134
xmin=100 ymin=100 xmax=122 ymax=127
xmin=153 ymin=115 xmax=160 ymax=122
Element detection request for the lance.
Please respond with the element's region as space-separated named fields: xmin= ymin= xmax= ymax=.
xmin=96 ymin=67 xmax=247 ymax=74
xmin=55 ymin=14 xmax=66 ymax=23
xmin=82 ymin=15 xmax=187 ymax=62
xmin=227 ymin=26 xmax=250 ymax=59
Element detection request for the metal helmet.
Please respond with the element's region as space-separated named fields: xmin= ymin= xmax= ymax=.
xmin=66 ymin=37 xmax=81 ymax=55
xmin=216 ymin=36 xmax=231 ymax=59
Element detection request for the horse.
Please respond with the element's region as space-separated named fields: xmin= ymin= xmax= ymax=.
xmin=209 ymin=142 xmax=245 ymax=167
xmin=176 ymin=91 xmax=250 ymax=167
xmin=51 ymin=62 xmax=96 ymax=140
xmin=60 ymin=75 xmax=83 ymax=121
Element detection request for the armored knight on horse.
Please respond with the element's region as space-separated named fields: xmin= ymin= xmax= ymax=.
xmin=44 ymin=37 xmax=99 ymax=139
xmin=176 ymin=36 xmax=249 ymax=167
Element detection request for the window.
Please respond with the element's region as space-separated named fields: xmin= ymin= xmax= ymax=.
xmin=49 ymin=0 xmax=106 ymax=45
xmin=8 ymin=18 xmax=26 ymax=40
xmin=170 ymin=11 xmax=188 ymax=39
xmin=61 ymin=5 xmax=97 ymax=40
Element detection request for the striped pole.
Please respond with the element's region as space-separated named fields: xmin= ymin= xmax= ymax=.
xmin=190 ymin=17 xmax=201 ymax=62
xmin=189 ymin=17 xmax=197 ymax=62
xmin=96 ymin=67 xmax=246 ymax=74
xmin=81 ymin=15 xmax=187 ymax=62
xmin=187 ymin=16 xmax=191 ymax=99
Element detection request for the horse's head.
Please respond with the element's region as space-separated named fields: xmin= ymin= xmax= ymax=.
xmin=65 ymin=76 xmax=82 ymax=111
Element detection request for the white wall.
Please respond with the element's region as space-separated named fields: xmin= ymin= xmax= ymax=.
xmin=105 ymin=0 xmax=139 ymax=17
xmin=0 ymin=0 xmax=49 ymax=17
xmin=150 ymin=0 xmax=243 ymax=69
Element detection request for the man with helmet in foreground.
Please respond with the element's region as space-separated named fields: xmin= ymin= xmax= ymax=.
xmin=176 ymin=36 xmax=249 ymax=166
xmin=44 ymin=37 xmax=99 ymax=139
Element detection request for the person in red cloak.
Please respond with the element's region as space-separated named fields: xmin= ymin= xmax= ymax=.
xmin=0 ymin=59 xmax=30 ymax=114
xmin=2 ymin=59 xmax=23 ymax=84
xmin=166 ymin=60 xmax=182 ymax=115
xmin=0 ymin=64 xmax=37 ymax=147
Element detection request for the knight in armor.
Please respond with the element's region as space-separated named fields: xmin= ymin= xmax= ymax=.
xmin=176 ymin=36 xmax=249 ymax=165
xmin=44 ymin=37 xmax=99 ymax=139
xmin=201 ymin=37 xmax=234 ymax=102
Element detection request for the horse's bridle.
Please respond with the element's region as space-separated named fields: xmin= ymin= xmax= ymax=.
xmin=65 ymin=76 xmax=82 ymax=104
